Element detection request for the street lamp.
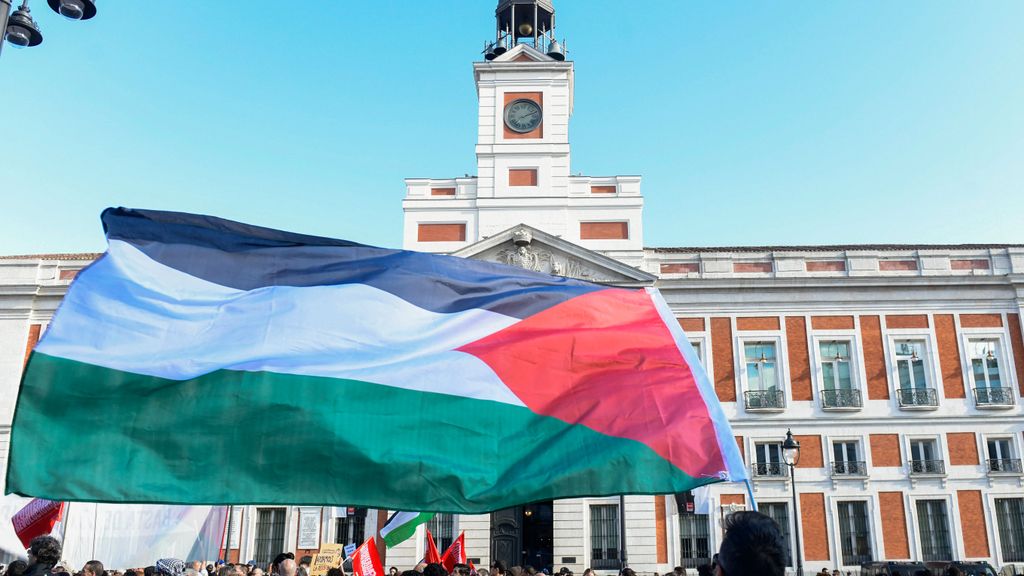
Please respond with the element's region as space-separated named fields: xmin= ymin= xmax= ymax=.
xmin=782 ymin=429 xmax=802 ymax=576
xmin=1 ymin=0 xmax=96 ymax=57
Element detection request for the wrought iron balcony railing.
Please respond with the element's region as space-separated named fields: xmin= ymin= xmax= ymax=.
xmin=832 ymin=460 xmax=868 ymax=477
xmin=821 ymin=388 xmax=863 ymax=409
xmin=897 ymin=387 xmax=938 ymax=408
xmin=752 ymin=462 xmax=787 ymax=478
xmin=987 ymin=458 xmax=1023 ymax=474
xmin=744 ymin=389 xmax=785 ymax=411
xmin=974 ymin=387 xmax=1015 ymax=407
xmin=909 ymin=459 xmax=946 ymax=475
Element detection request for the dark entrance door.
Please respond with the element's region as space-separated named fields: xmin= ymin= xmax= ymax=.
xmin=522 ymin=501 xmax=554 ymax=572
xmin=491 ymin=506 xmax=522 ymax=568
xmin=491 ymin=502 xmax=554 ymax=571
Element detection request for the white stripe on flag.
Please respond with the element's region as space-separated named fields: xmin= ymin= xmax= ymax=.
xmin=37 ymin=240 xmax=525 ymax=407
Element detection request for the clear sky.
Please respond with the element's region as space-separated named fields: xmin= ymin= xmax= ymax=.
xmin=1 ymin=1 xmax=1022 ymax=255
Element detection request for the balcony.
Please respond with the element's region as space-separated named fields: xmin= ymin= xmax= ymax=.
xmin=909 ymin=459 xmax=946 ymax=476
xmin=744 ymin=389 xmax=785 ymax=412
xmin=987 ymin=458 xmax=1023 ymax=474
xmin=821 ymin=388 xmax=863 ymax=410
xmin=832 ymin=460 xmax=868 ymax=477
xmin=751 ymin=462 xmax=787 ymax=478
xmin=897 ymin=388 xmax=938 ymax=409
xmin=974 ymin=387 xmax=1015 ymax=408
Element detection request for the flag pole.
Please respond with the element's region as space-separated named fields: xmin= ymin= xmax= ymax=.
xmin=224 ymin=505 xmax=234 ymax=562
xmin=618 ymin=495 xmax=628 ymax=569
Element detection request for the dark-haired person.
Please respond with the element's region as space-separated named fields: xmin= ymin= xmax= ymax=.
xmin=25 ymin=536 xmax=62 ymax=576
xmin=489 ymin=562 xmax=507 ymax=576
xmin=83 ymin=561 xmax=105 ymax=576
xmin=715 ymin=511 xmax=786 ymax=576
xmin=7 ymin=562 xmax=29 ymax=576
xmin=422 ymin=564 xmax=446 ymax=576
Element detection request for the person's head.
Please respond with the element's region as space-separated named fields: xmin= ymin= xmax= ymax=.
xmin=619 ymin=570 xmax=635 ymax=576
xmin=582 ymin=570 xmax=592 ymax=576
xmin=477 ymin=570 xmax=489 ymax=576
xmin=422 ymin=564 xmax=446 ymax=576
xmin=524 ymin=567 xmax=536 ymax=576
xmin=401 ymin=571 xmax=419 ymax=576
xmin=27 ymin=536 xmax=62 ymax=568
xmin=490 ymin=563 xmax=507 ymax=576
xmin=389 ymin=568 xmax=399 ymax=576
xmin=206 ymin=567 xmax=215 ymax=576
xmin=326 ymin=569 xmax=344 ymax=576
xmin=509 ymin=567 xmax=522 ymax=576
xmin=277 ymin=559 xmax=296 ymax=576
xmin=7 ymin=561 xmax=29 ymax=576
xmin=696 ymin=566 xmax=713 ymax=576
xmin=454 ymin=565 xmax=471 ymax=576
xmin=674 ymin=568 xmax=686 ymax=576
xmin=716 ymin=511 xmax=786 ymax=576
xmin=295 ymin=568 xmax=307 ymax=576
xmin=944 ymin=568 xmax=963 ymax=576
xmin=831 ymin=571 xmax=840 ymax=576
xmin=83 ymin=561 xmax=105 ymax=576
xmin=145 ymin=567 xmax=158 ymax=576
xmin=251 ymin=570 xmax=264 ymax=576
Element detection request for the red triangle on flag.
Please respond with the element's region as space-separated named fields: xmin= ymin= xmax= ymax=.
xmin=352 ymin=537 xmax=384 ymax=576
xmin=439 ymin=532 xmax=466 ymax=573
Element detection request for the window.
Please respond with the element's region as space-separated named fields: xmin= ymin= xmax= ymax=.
xmin=589 ymin=504 xmax=621 ymax=569
xmin=895 ymin=340 xmax=937 ymax=407
xmin=428 ymin=513 xmax=455 ymax=551
xmin=910 ymin=439 xmax=944 ymax=475
xmin=743 ymin=342 xmax=784 ymax=410
xmin=987 ymin=438 xmax=1022 ymax=473
xmin=916 ymin=500 xmax=953 ymax=561
xmin=995 ymin=498 xmax=1024 ymax=562
xmin=753 ymin=442 xmax=785 ymax=477
xmin=969 ymin=339 xmax=1013 ymax=406
xmin=837 ymin=501 xmax=873 ymax=565
xmin=509 ymin=169 xmax=538 ymax=186
xmin=820 ymin=340 xmax=861 ymax=408
xmin=676 ymin=493 xmax=711 ymax=569
xmin=759 ymin=503 xmax=793 ymax=567
xmin=832 ymin=441 xmax=866 ymax=476
xmin=254 ymin=508 xmax=287 ymax=566
xmin=335 ymin=508 xmax=367 ymax=545
xmin=418 ymin=223 xmax=466 ymax=242
xmin=689 ymin=340 xmax=704 ymax=368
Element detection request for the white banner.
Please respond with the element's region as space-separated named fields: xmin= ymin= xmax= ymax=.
xmin=0 ymin=495 xmax=227 ymax=569
xmin=297 ymin=508 xmax=321 ymax=549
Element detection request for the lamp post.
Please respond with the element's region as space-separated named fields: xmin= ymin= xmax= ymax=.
xmin=1 ymin=0 xmax=96 ymax=58
xmin=782 ymin=429 xmax=802 ymax=576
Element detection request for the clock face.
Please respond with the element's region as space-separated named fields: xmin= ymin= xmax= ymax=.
xmin=504 ymin=99 xmax=543 ymax=134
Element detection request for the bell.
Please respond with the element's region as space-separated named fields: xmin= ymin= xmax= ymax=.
xmin=484 ymin=43 xmax=497 ymax=61
xmin=546 ymin=39 xmax=565 ymax=61
xmin=518 ymin=22 xmax=533 ymax=36
xmin=493 ymin=42 xmax=507 ymax=56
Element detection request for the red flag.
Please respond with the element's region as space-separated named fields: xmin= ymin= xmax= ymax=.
xmin=424 ymin=529 xmax=442 ymax=564
xmin=11 ymin=499 xmax=64 ymax=548
xmin=352 ymin=537 xmax=384 ymax=576
xmin=440 ymin=532 xmax=466 ymax=572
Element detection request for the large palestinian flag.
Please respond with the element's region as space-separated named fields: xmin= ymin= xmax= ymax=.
xmin=8 ymin=208 xmax=745 ymax=512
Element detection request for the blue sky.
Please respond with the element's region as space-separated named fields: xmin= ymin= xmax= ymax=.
xmin=1 ymin=1 xmax=1022 ymax=254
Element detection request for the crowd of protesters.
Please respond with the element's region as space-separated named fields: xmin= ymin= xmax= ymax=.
xmin=0 ymin=511 xmax=791 ymax=576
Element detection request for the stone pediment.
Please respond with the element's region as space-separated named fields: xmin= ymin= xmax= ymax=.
xmin=451 ymin=224 xmax=657 ymax=287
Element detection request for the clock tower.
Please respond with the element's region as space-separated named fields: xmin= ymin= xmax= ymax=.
xmin=403 ymin=0 xmax=645 ymax=268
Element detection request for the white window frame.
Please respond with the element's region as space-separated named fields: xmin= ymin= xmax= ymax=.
xmin=959 ymin=329 xmax=1017 ymax=407
xmin=810 ymin=331 xmax=863 ymax=409
xmin=828 ymin=436 xmax=867 ymax=477
xmin=907 ymin=494 xmax=962 ymax=562
xmin=905 ymin=434 xmax=946 ymax=477
xmin=981 ymin=433 xmax=1021 ymax=475
xmin=885 ymin=329 xmax=942 ymax=409
xmin=736 ymin=333 xmax=788 ymax=411
xmin=987 ymin=492 xmax=1024 ymax=565
xmin=583 ymin=497 xmax=622 ymax=571
xmin=687 ymin=332 xmax=712 ymax=378
xmin=829 ymin=496 xmax=876 ymax=568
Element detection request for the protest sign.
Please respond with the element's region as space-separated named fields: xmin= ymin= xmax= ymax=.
xmin=310 ymin=543 xmax=343 ymax=576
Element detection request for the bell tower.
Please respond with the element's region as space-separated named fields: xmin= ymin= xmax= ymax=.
xmin=402 ymin=0 xmax=645 ymax=267
xmin=472 ymin=0 xmax=574 ymax=236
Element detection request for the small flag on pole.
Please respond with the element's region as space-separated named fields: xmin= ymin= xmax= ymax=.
xmin=11 ymin=499 xmax=64 ymax=548
xmin=424 ymin=529 xmax=442 ymax=564
xmin=351 ymin=538 xmax=384 ymax=576
xmin=380 ymin=511 xmax=435 ymax=548
xmin=440 ymin=532 xmax=467 ymax=573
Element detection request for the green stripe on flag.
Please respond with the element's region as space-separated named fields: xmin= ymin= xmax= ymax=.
xmin=9 ymin=353 xmax=717 ymax=512
xmin=381 ymin=511 xmax=435 ymax=548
